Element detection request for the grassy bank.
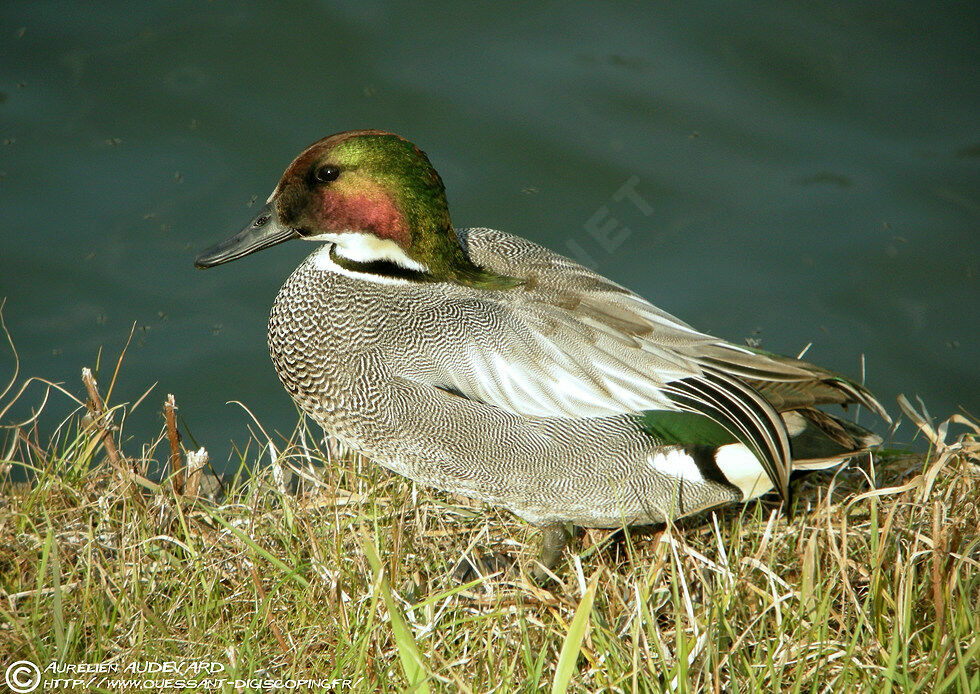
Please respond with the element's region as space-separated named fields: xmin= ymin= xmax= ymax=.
xmin=1 ymin=356 xmax=977 ymax=692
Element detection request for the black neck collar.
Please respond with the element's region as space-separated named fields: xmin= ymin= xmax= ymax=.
xmin=329 ymin=244 xmax=434 ymax=282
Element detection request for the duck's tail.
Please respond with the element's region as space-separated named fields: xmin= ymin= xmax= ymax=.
xmin=691 ymin=342 xmax=892 ymax=425
xmin=782 ymin=407 xmax=881 ymax=470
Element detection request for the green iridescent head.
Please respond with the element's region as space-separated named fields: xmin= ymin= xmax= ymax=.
xmin=196 ymin=130 xmax=518 ymax=289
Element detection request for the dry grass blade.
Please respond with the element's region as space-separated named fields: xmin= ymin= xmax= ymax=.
xmin=164 ymin=394 xmax=183 ymax=495
xmin=80 ymin=367 xmax=126 ymax=473
xmin=1 ymin=346 xmax=976 ymax=692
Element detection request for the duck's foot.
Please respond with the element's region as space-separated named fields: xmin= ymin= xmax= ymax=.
xmin=531 ymin=523 xmax=572 ymax=583
xmin=451 ymin=551 xmax=513 ymax=584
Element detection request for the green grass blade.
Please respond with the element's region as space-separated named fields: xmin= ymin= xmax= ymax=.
xmin=362 ymin=535 xmax=430 ymax=694
xmin=46 ymin=525 xmax=66 ymax=657
xmin=203 ymin=507 xmax=309 ymax=588
xmin=552 ymin=571 xmax=599 ymax=694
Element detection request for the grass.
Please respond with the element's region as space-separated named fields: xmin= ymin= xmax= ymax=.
xmin=0 ymin=351 xmax=977 ymax=692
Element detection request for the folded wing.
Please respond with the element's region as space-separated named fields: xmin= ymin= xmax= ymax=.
xmin=392 ymin=227 xmax=886 ymax=501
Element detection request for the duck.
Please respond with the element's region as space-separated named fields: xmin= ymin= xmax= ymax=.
xmin=196 ymin=130 xmax=889 ymax=577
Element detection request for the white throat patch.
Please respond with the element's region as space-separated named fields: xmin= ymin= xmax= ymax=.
xmin=309 ymin=232 xmax=429 ymax=273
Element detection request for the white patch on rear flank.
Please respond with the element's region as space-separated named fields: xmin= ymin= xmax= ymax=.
xmin=715 ymin=443 xmax=772 ymax=500
xmin=647 ymin=448 xmax=704 ymax=482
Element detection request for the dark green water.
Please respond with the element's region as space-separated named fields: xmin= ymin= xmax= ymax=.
xmin=1 ymin=2 xmax=977 ymax=466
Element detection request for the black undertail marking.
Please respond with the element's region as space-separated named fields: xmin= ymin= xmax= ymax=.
xmin=685 ymin=444 xmax=737 ymax=490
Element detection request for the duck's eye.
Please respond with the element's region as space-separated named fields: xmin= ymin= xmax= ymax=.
xmin=313 ymin=165 xmax=340 ymax=184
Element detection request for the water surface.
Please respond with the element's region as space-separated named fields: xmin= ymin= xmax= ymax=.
xmin=1 ymin=2 xmax=976 ymax=466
